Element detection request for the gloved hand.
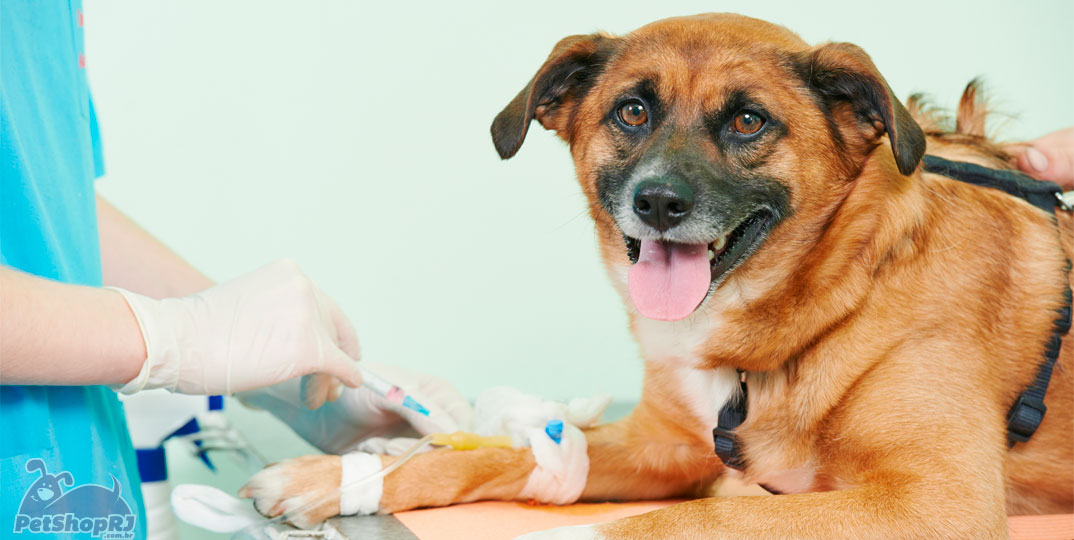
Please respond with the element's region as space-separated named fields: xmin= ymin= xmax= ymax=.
xmin=237 ymin=362 xmax=474 ymax=455
xmin=111 ymin=259 xmax=361 ymax=402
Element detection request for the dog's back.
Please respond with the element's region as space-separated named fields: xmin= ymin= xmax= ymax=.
xmin=910 ymin=83 xmax=1072 ymax=514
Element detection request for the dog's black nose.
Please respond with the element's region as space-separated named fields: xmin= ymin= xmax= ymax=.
xmin=633 ymin=177 xmax=694 ymax=232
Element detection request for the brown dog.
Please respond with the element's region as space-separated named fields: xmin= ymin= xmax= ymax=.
xmin=243 ymin=13 xmax=1072 ymax=539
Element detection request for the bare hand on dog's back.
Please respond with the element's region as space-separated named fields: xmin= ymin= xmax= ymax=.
xmin=1011 ymin=127 xmax=1074 ymax=190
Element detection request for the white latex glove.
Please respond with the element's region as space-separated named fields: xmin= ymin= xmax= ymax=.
xmin=112 ymin=259 xmax=361 ymax=403
xmin=237 ymin=361 xmax=475 ymax=455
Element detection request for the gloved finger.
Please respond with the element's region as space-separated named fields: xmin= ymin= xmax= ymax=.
xmin=355 ymin=437 xmax=393 ymax=455
xmin=318 ymin=345 xmax=364 ymax=389
xmin=414 ymin=374 xmax=475 ymax=432
xmin=240 ymin=376 xmax=304 ymax=407
xmin=314 ymin=286 xmax=361 ymax=362
xmin=386 ymin=386 xmax=463 ymax=436
xmin=300 ymin=373 xmax=344 ymax=410
xmin=236 ymin=378 xmax=340 ymax=451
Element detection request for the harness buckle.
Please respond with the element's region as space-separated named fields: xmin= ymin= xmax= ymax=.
xmin=1055 ymin=289 xmax=1072 ymax=335
xmin=1006 ymin=394 xmax=1047 ymax=444
xmin=1057 ymin=191 xmax=1074 ymax=212
xmin=712 ymin=426 xmax=745 ymax=470
xmin=713 ymin=372 xmax=749 ymax=471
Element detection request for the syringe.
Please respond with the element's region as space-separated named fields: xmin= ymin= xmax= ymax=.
xmin=357 ymin=365 xmax=430 ymax=416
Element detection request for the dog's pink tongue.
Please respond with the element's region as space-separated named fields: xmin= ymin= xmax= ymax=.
xmin=628 ymin=240 xmax=710 ymax=321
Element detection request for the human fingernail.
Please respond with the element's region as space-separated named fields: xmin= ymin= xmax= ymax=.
xmin=1025 ymin=147 xmax=1049 ymax=172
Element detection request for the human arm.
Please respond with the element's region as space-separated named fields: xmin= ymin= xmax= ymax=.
xmin=96 ymin=194 xmax=471 ymax=441
xmin=97 ymin=196 xmax=474 ymax=439
xmin=12 ymin=194 xmax=464 ymax=445
xmin=0 ymin=266 xmax=147 ymax=386
xmin=0 ymin=259 xmax=362 ymax=394
xmin=98 ymin=194 xmax=214 ymax=298
xmin=97 ymin=194 xmax=360 ymax=401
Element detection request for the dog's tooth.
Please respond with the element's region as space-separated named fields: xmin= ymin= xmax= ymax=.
xmin=708 ymin=249 xmax=716 ymax=261
xmin=713 ymin=234 xmax=728 ymax=252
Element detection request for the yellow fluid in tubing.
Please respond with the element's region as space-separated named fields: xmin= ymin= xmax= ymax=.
xmin=431 ymin=431 xmax=513 ymax=450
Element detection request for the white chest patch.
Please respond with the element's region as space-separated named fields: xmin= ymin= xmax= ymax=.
xmin=632 ymin=309 xmax=740 ymax=429
xmin=671 ymin=365 xmax=740 ymax=429
xmin=631 ymin=301 xmax=725 ymax=363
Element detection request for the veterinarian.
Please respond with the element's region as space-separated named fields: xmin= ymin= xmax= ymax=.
xmin=0 ymin=3 xmax=468 ymax=538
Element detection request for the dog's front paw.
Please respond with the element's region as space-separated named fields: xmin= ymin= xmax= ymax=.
xmin=239 ymin=455 xmax=343 ymax=528
xmin=515 ymin=525 xmax=602 ymax=540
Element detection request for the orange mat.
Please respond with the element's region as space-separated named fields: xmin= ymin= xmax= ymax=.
xmin=395 ymin=501 xmax=1073 ymax=540
xmin=1009 ymin=514 xmax=1074 ymax=540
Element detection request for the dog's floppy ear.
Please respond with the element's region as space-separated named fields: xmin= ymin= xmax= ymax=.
xmin=796 ymin=42 xmax=925 ymax=176
xmin=491 ymin=34 xmax=615 ymax=159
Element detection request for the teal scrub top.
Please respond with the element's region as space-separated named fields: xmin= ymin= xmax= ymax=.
xmin=1 ymin=2 xmax=146 ymax=538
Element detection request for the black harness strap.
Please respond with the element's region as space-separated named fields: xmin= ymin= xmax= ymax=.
xmin=1007 ymin=281 xmax=1072 ymax=445
xmin=712 ymin=372 xmax=747 ymax=470
xmin=713 ymin=155 xmax=1072 ymax=469
xmin=921 ymin=155 xmax=1067 ymax=214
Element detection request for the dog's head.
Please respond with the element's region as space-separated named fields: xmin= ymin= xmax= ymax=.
xmin=492 ymin=14 xmax=925 ymax=323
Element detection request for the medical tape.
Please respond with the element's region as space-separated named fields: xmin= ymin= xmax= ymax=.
xmin=518 ymin=422 xmax=589 ymax=504
xmin=473 ymin=387 xmax=610 ymax=505
xmin=339 ymin=452 xmax=382 ymax=516
xmin=336 ymin=388 xmax=610 ymax=508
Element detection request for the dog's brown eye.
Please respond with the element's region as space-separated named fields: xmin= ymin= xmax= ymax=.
xmin=733 ymin=111 xmax=765 ymax=135
xmin=618 ymin=101 xmax=648 ymax=127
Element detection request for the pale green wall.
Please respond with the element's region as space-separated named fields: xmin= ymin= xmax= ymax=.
xmin=87 ymin=0 xmax=1072 ymax=404
xmin=83 ymin=1 xmax=1071 ymax=538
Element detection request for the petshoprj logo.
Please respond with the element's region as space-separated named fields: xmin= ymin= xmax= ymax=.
xmin=12 ymin=459 xmax=136 ymax=538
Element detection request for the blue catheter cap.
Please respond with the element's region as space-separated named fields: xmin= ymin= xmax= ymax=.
xmin=544 ymin=419 xmax=564 ymax=444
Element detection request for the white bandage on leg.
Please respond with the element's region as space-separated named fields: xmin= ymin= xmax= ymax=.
xmin=472 ymin=387 xmax=611 ymax=505
xmin=518 ymin=423 xmax=590 ymax=505
xmin=339 ymin=452 xmax=383 ymax=516
xmin=335 ymin=388 xmax=610 ymax=507
xmin=356 ymin=437 xmax=430 ymax=457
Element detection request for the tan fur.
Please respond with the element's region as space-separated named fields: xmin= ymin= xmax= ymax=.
xmin=245 ymin=14 xmax=1072 ymax=539
xmin=956 ymin=79 xmax=988 ymax=137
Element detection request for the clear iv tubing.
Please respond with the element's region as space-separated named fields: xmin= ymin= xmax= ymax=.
xmin=232 ymin=435 xmax=436 ymax=540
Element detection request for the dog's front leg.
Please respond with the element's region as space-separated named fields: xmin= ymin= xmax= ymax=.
xmin=379 ymin=402 xmax=723 ymax=511
xmin=241 ymin=398 xmax=722 ymax=526
xmin=575 ymin=400 xmax=725 ymax=502
xmin=521 ymin=380 xmax=1013 ymax=540
xmin=520 ymin=481 xmax=1010 ymax=540
xmin=240 ymin=446 xmax=536 ymax=526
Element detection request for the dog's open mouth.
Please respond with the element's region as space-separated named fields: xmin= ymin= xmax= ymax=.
xmin=623 ymin=209 xmax=773 ymax=321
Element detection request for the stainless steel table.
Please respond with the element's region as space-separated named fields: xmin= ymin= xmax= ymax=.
xmin=329 ymin=515 xmax=419 ymax=540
